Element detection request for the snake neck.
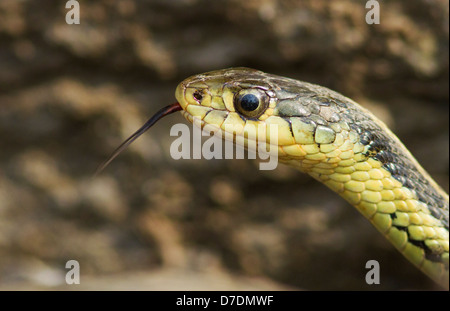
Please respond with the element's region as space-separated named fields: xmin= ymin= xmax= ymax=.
xmin=278 ymin=118 xmax=449 ymax=288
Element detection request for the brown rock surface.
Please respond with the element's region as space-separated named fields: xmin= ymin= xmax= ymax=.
xmin=0 ymin=0 xmax=448 ymax=290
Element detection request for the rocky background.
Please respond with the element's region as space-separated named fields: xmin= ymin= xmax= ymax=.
xmin=0 ymin=0 xmax=448 ymax=290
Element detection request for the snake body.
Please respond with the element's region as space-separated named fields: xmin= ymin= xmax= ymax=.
xmin=173 ymin=67 xmax=449 ymax=288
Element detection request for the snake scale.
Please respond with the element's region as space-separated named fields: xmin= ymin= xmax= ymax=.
xmin=99 ymin=68 xmax=449 ymax=289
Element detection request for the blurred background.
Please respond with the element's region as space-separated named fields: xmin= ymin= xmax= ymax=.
xmin=0 ymin=0 xmax=448 ymax=290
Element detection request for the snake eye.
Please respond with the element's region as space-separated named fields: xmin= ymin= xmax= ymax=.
xmin=239 ymin=94 xmax=259 ymax=111
xmin=234 ymin=89 xmax=269 ymax=119
xmin=193 ymin=91 xmax=203 ymax=101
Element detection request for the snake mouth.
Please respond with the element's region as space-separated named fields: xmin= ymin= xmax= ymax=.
xmin=181 ymin=109 xmax=222 ymax=136
xmin=181 ymin=109 xmax=281 ymax=160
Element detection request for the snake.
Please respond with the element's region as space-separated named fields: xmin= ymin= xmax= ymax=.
xmin=98 ymin=67 xmax=449 ymax=289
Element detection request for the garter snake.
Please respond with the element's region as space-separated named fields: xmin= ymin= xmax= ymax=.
xmin=98 ymin=67 xmax=449 ymax=289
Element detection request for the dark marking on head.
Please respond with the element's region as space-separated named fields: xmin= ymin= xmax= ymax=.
xmin=282 ymin=117 xmax=295 ymax=139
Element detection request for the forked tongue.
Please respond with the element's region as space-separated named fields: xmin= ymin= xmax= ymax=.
xmin=95 ymin=102 xmax=182 ymax=176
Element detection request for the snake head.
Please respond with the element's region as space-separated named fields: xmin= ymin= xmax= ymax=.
xmin=175 ymin=67 xmax=352 ymax=156
xmin=175 ymin=67 xmax=289 ymax=152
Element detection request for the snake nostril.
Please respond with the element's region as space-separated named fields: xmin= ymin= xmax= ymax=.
xmin=193 ymin=91 xmax=203 ymax=101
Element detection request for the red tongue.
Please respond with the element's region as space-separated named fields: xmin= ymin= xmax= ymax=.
xmin=95 ymin=102 xmax=182 ymax=175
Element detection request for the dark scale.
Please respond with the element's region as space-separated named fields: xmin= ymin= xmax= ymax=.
xmin=409 ymin=240 xmax=443 ymax=263
xmin=384 ymin=162 xmax=401 ymax=175
xmin=389 ymin=212 xmax=444 ymax=264
xmin=360 ymin=130 xmax=375 ymax=146
xmin=374 ymin=150 xmax=396 ymax=165
xmin=282 ymin=117 xmax=295 ymax=139
xmin=312 ymin=96 xmax=331 ymax=106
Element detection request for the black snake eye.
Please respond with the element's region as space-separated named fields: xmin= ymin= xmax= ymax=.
xmin=234 ymin=89 xmax=269 ymax=119
xmin=240 ymin=94 xmax=259 ymax=111
xmin=193 ymin=91 xmax=203 ymax=101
